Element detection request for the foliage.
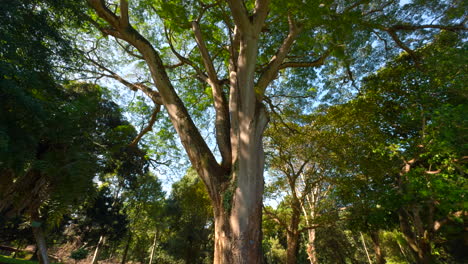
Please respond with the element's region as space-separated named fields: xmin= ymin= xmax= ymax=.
xmin=314 ymin=226 xmax=362 ymax=264
xmin=0 ymin=0 xmax=148 ymax=226
xmin=118 ymin=172 xmax=166 ymax=263
xmin=163 ymin=168 xmax=214 ymax=264
xmin=263 ymin=236 xmax=287 ymax=264
xmin=1 ymin=0 xmax=467 ymax=263
xmin=76 ymin=186 xmax=129 ymax=244
xmin=314 ymin=31 xmax=467 ymax=262
xmin=69 ymin=248 xmax=88 ymax=262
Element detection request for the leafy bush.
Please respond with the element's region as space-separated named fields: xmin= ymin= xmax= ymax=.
xmin=70 ymin=248 xmax=88 ymax=262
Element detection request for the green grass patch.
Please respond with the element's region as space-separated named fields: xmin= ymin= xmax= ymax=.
xmin=0 ymin=255 xmax=61 ymax=264
xmin=0 ymin=255 xmax=38 ymax=264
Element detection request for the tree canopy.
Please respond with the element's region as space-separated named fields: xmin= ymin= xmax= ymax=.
xmin=0 ymin=0 xmax=466 ymax=263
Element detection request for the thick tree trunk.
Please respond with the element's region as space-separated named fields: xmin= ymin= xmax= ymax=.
xmin=286 ymin=230 xmax=300 ymax=264
xmin=87 ymin=2 xmax=269 ymax=263
xmin=370 ymin=231 xmax=386 ymax=264
xmin=306 ymin=229 xmax=319 ymax=264
xmin=212 ymin=136 xmax=266 ymax=264
xmin=31 ymin=216 xmax=49 ymax=264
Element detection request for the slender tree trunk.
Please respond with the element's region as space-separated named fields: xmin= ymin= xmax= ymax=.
xmin=31 ymin=213 xmax=49 ymax=264
xmin=148 ymin=231 xmax=157 ymax=264
xmin=306 ymin=229 xmax=319 ymax=264
xmin=396 ymin=240 xmax=409 ymax=261
xmin=121 ymin=233 xmax=132 ymax=264
xmin=370 ymin=231 xmax=386 ymax=264
xmin=91 ymin=235 xmax=104 ymax=264
xmin=360 ymin=232 xmax=373 ymax=264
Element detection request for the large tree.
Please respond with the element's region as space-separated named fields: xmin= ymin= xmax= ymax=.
xmin=80 ymin=0 xmax=466 ymax=262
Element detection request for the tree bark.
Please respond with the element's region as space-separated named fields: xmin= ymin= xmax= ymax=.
xmin=212 ymin=117 xmax=267 ymax=263
xmin=285 ymin=206 xmax=301 ymax=264
xmin=360 ymin=232 xmax=373 ymax=264
xmin=370 ymin=231 xmax=386 ymax=264
xmin=91 ymin=235 xmax=104 ymax=264
xmin=286 ymin=230 xmax=300 ymax=264
xmin=306 ymin=229 xmax=319 ymax=264
xmin=148 ymin=231 xmax=157 ymax=264
xmin=31 ymin=213 xmax=49 ymax=264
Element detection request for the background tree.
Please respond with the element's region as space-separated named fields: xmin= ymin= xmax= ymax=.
xmin=313 ymin=31 xmax=467 ymax=264
xmin=164 ymin=168 xmax=214 ymax=264
xmin=0 ymin=2 xmax=90 ymax=262
xmin=119 ymin=172 xmax=166 ymax=264
xmin=264 ymin=119 xmax=335 ymax=264
xmin=0 ymin=2 xmax=149 ymax=263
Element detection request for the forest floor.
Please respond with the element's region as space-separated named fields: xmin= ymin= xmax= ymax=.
xmin=0 ymin=255 xmax=62 ymax=264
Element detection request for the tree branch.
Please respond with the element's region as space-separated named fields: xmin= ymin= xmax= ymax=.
xmin=263 ymin=205 xmax=290 ymax=231
xmin=88 ymin=0 xmax=120 ymax=28
xmin=279 ymin=48 xmax=332 ymax=70
xmin=253 ymin=0 xmax=270 ymax=30
xmin=87 ymin=0 xmax=224 ymax=198
xmin=226 ymin=0 xmax=251 ymax=32
xmin=195 ymin=1 xmax=218 ymax=22
xmin=386 ymin=29 xmax=420 ymax=65
xmin=119 ymin=0 xmax=129 ymax=27
xmin=130 ymin=105 xmax=161 ymax=147
xmin=164 ymin=26 xmax=209 ymax=83
xmin=116 ymin=39 xmax=144 ymax=60
xmin=264 ymin=96 xmax=300 ymax=134
xmin=388 ymin=24 xmax=467 ymax=31
xmin=86 ymin=56 xmax=163 ymax=105
xmin=192 ymin=21 xmax=232 ymax=169
xmin=378 ymin=23 xmax=467 ymax=65
xmin=256 ymin=13 xmax=303 ymax=98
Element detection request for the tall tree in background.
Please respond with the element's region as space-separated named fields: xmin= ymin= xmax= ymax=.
xmin=315 ymin=31 xmax=467 ymax=264
xmin=1 ymin=2 xmax=86 ymax=263
xmin=81 ymin=0 xmax=466 ymax=262
xmin=165 ymin=168 xmax=214 ymax=264
xmin=361 ymin=32 xmax=467 ymax=264
xmin=0 ymin=2 xmax=148 ymax=263
xmin=264 ymin=120 xmax=334 ymax=264
xmin=119 ymin=172 xmax=165 ymax=264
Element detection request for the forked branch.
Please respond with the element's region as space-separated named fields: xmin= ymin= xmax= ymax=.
xmin=130 ymin=105 xmax=161 ymax=147
xmin=256 ymin=13 xmax=304 ymax=98
xmin=191 ymin=21 xmax=232 ymax=169
xmin=279 ymin=48 xmax=332 ymax=70
xmin=87 ymin=0 xmax=224 ymax=195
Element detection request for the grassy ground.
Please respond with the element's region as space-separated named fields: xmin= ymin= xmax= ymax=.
xmin=0 ymin=255 xmax=62 ymax=264
xmin=0 ymin=255 xmax=38 ymax=264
